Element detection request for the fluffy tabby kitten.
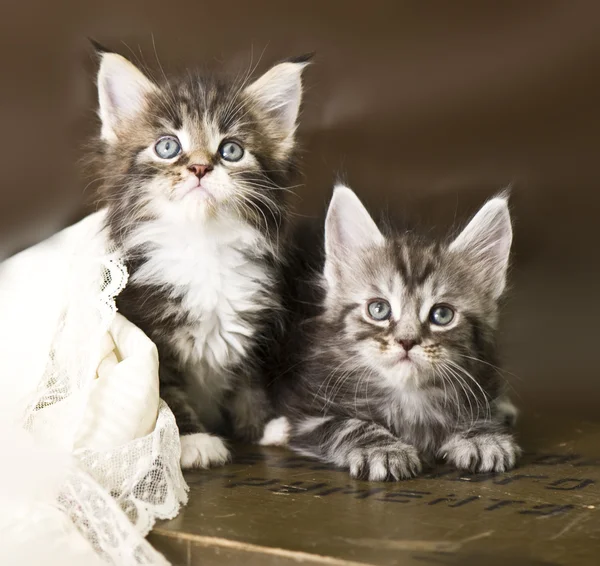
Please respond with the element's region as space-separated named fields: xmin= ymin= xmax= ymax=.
xmin=266 ymin=186 xmax=520 ymax=481
xmin=91 ymin=44 xmax=309 ymax=468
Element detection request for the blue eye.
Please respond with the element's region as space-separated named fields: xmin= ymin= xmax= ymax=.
xmin=367 ymin=299 xmax=391 ymax=321
xmin=429 ymin=305 xmax=455 ymax=326
xmin=218 ymin=140 xmax=244 ymax=162
xmin=154 ymin=136 xmax=182 ymax=159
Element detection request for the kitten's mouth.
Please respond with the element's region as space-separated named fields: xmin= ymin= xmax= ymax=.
xmin=396 ymin=353 xmax=413 ymax=364
xmin=181 ymin=178 xmax=214 ymax=202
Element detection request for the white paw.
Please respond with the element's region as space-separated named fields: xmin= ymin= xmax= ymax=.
xmin=439 ymin=433 xmax=521 ymax=473
xmin=179 ymin=433 xmax=230 ymax=470
xmin=259 ymin=416 xmax=290 ymax=446
xmin=347 ymin=442 xmax=422 ymax=481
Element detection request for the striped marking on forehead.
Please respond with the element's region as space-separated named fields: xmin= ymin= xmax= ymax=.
xmin=346 ymin=242 xmax=443 ymax=321
xmin=149 ymin=72 xmax=254 ymax=139
xmin=176 ymin=77 xmax=249 ymax=133
xmin=392 ymin=240 xmax=439 ymax=291
xmin=174 ymin=114 xmax=223 ymax=159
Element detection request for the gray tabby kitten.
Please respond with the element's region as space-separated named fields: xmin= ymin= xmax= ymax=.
xmin=266 ymin=186 xmax=520 ymax=481
xmin=91 ymin=44 xmax=309 ymax=469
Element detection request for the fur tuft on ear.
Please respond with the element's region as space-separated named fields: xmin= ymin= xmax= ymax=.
xmin=324 ymin=185 xmax=384 ymax=286
xmin=244 ymin=57 xmax=310 ymax=148
xmin=97 ymin=52 xmax=158 ymax=142
xmin=449 ymin=194 xmax=513 ymax=300
xmin=89 ymin=38 xmax=112 ymax=55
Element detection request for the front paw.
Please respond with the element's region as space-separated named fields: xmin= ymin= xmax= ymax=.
xmin=347 ymin=442 xmax=422 ymax=481
xmin=180 ymin=433 xmax=231 ymax=470
xmin=439 ymin=433 xmax=521 ymax=473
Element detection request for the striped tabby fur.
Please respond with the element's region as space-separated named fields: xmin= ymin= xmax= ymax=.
xmin=268 ymin=186 xmax=520 ymax=481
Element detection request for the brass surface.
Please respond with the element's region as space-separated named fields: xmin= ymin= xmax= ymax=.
xmin=151 ymin=413 xmax=600 ymax=565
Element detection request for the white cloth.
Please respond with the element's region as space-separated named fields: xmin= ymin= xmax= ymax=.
xmin=0 ymin=211 xmax=188 ymax=565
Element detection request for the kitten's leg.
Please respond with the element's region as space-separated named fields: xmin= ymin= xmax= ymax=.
xmin=226 ymin=378 xmax=272 ymax=443
xmin=290 ymin=416 xmax=421 ymax=481
xmin=160 ymin=384 xmax=205 ymax=435
xmin=160 ymin=381 xmax=231 ymax=470
xmin=438 ymin=421 xmax=521 ymax=473
xmin=493 ymin=395 xmax=519 ymax=428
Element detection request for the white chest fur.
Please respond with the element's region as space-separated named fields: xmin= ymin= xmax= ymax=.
xmin=128 ymin=213 xmax=274 ymax=377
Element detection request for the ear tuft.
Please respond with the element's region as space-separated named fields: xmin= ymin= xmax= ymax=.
xmin=89 ymin=38 xmax=112 ymax=55
xmin=449 ymin=194 xmax=513 ymax=299
xmin=285 ymin=52 xmax=315 ymax=65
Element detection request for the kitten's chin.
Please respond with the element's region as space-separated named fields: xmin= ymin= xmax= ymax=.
xmin=163 ymin=193 xmax=219 ymax=224
xmin=394 ymin=362 xmax=420 ymax=384
xmin=176 ymin=176 xmax=216 ymax=203
xmin=380 ymin=359 xmax=434 ymax=390
xmin=184 ymin=189 xmax=217 ymax=211
xmin=180 ymin=182 xmax=215 ymax=204
xmin=177 ymin=181 xmax=231 ymax=220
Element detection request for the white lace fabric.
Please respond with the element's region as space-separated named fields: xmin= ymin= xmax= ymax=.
xmin=0 ymin=211 xmax=188 ymax=565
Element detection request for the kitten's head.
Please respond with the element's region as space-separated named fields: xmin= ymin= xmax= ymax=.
xmin=92 ymin=46 xmax=310 ymax=239
xmin=322 ymin=185 xmax=512 ymax=397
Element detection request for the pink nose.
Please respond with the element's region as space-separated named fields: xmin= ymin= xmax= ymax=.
xmin=188 ymin=164 xmax=213 ymax=179
xmin=397 ymin=339 xmax=418 ymax=351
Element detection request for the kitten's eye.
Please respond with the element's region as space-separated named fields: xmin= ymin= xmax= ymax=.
xmin=154 ymin=136 xmax=182 ymax=159
xmin=429 ymin=305 xmax=455 ymax=326
xmin=218 ymin=140 xmax=244 ymax=162
xmin=367 ymin=299 xmax=392 ymax=321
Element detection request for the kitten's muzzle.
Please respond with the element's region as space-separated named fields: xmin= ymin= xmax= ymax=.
xmin=188 ymin=164 xmax=213 ymax=179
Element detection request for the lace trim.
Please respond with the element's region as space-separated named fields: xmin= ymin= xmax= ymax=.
xmin=99 ymin=252 xmax=129 ymax=328
xmin=24 ymin=219 xmax=186 ymax=564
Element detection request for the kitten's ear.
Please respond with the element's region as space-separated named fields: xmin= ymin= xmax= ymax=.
xmin=244 ymin=55 xmax=311 ymax=146
xmin=324 ymin=185 xmax=384 ymax=286
xmin=96 ymin=50 xmax=158 ymax=142
xmin=449 ymin=194 xmax=513 ymax=299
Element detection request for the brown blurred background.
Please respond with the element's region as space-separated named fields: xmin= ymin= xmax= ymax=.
xmin=1 ymin=1 xmax=598 ymax=419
